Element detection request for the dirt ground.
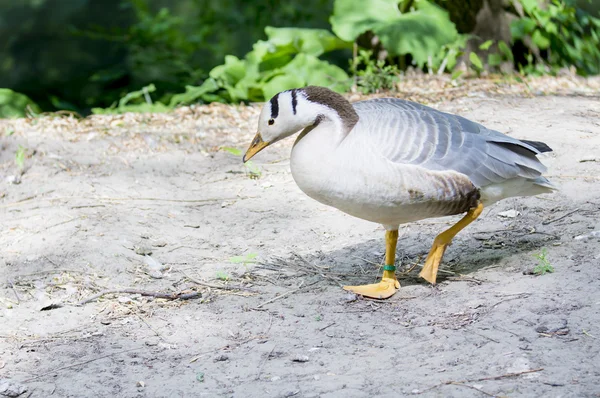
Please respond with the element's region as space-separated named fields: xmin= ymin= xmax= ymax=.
xmin=1 ymin=77 xmax=600 ymax=398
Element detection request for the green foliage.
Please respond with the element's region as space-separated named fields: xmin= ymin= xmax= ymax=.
xmin=350 ymin=50 xmax=401 ymax=93
xmin=78 ymin=1 xmax=205 ymax=109
xmin=1 ymin=0 xmax=335 ymax=114
xmin=0 ymin=89 xmax=41 ymax=118
xmin=331 ymin=0 xmax=458 ymax=66
xmin=2 ymin=0 xmax=599 ymax=116
xmin=92 ymin=84 xmax=170 ymax=114
xmin=171 ymin=26 xmax=351 ymax=105
xmin=533 ymin=248 xmax=554 ymax=275
xmin=511 ymin=0 xmax=600 ymax=75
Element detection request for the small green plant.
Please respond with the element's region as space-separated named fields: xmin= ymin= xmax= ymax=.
xmin=229 ymin=253 xmax=258 ymax=267
xmin=215 ymin=270 xmax=230 ymax=281
xmin=350 ymin=50 xmax=401 ymax=94
xmin=533 ymin=248 xmax=554 ymax=275
xmin=5 ymin=128 xmax=15 ymax=136
xmin=315 ymin=315 xmax=322 ymax=322
xmin=15 ymin=146 xmax=26 ymax=169
xmin=221 ymin=147 xmax=262 ymax=179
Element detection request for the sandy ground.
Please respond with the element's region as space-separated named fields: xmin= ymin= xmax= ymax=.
xmin=1 ymin=81 xmax=600 ymax=397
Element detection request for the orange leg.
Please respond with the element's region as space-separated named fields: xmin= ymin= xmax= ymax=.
xmin=419 ymin=203 xmax=484 ymax=284
xmin=343 ymin=230 xmax=400 ymax=299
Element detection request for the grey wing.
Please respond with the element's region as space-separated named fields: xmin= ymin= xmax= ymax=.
xmin=353 ymin=98 xmax=551 ymax=188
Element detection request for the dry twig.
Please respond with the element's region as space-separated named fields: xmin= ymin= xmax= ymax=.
xmin=253 ymin=280 xmax=319 ymax=309
xmin=417 ymin=368 xmax=544 ymax=396
xmin=178 ymin=268 xmax=260 ymax=293
xmin=542 ymin=208 xmax=579 ymax=225
xmin=40 ymin=289 xmax=200 ymax=310
xmin=23 ymin=348 xmax=139 ymax=382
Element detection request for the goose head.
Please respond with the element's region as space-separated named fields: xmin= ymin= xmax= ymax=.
xmin=243 ymin=86 xmax=359 ymax=162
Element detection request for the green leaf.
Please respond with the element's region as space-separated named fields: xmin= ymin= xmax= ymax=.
xmin=451 ymin=70 xmax=464 ymax=80
xmin=469 ymin=52 xmax=483 ymax=69
xmin=169 ymin=79 xmax=220 ymax=106
xmin=264 ymin=27 xmax=351 ymax=57
xmin=479 ymin=40 xmax=493 ymax=50
xmin=0 ymin=89 xmax=41 ymax=118
xmin=531 ymin=30 xmax=550 ymax=50
xmin=520 ymin=0 xmax=539 ymax=14
xmin=209 ymin=55 xmax=247 ymax=86
xmin=221 ymin=147 xmax=243 ymax=156
xmin=331 ymin=0 xmax=457 ymax=66
xmin=118 ymin=84 xmax=156 ymax=108
xmin=262 ymin=74 xmax=305 ymax=100
xmin=330 ymin=0 xmax=402 ymax=42
xmin=281 ymin=53 xmax=351 ymax=92
xmin=487 ymin=53 xmax=503 ymax=67
xmin=510 ymin=17 xmax=537 ymax=39
xmin=498 ymin=41 xmax=514 ymax=61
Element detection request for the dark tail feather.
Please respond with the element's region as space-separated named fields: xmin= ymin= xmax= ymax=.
xmin=520 ymin=139 xmax=553 ymax=153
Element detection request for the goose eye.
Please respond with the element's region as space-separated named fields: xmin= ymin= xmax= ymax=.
xmin=268 ymin=119 xmax=275 ymax=126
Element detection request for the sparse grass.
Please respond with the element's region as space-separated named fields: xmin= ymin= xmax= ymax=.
xmin=221 ymin=147 xmax=262 ymax=179
xmin=229 ymin=253 xmax=258 ymax=267
xmin=533 ymin=248 xmax=554 ymax=275
xmin=15 ymin=146 xmax=26 ymax=169
xmin=215 ymin=271 xmax=229 ymax=281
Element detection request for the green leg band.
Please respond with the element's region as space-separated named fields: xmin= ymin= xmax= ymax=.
xmin=383 ymin=265 xmax=396 ymax=272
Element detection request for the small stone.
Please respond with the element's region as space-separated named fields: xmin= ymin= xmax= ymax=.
xmin=271 ymin=376 xmax=281 ymax=382
xmin=535 ymin=325 xmax=549 ymax=333
xmin=0 ymin=379 xmax=27 ymax=397
xmin=5 ymin=175 xmax=21 ymax=185
xmin=498 ymin=210 xmax=520 ymax=218
xmin=136 ymin=381 xmax=145 ymax=388
xmin=148 ymin=269 xmax=163 ymax=279
xmin=117 ymin=296 xmax=132 ymax=304
xmin=291 ymin=355 xmax=309 ymax=363
xmin=213 ymin=354 xmax=229 ymax=362
xmin=343 ymin=292 xmax=358 ymax=302
xmin=134 ymin=245 xmax=152 ymax=256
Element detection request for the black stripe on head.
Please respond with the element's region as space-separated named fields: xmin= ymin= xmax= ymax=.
xmin=270 ymin=94 xmax=280 ymax=119
xmin=291 ymin=89 xmax=298 ymax=115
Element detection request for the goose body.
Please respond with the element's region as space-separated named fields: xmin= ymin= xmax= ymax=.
xmin=244 ymin=86 xmax=555 ymax=298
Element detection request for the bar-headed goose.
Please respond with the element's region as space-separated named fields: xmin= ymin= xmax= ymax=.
xmin=244 ymin=86 xmax=555 ymax=299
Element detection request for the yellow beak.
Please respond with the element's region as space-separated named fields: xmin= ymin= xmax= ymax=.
xmin=243 ymin=133 xmax=269 ymax=163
